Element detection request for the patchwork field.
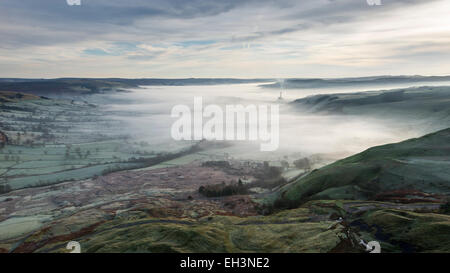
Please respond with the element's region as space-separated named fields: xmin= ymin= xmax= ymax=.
xmin=0 ymin=93 xmax=190 ymax=190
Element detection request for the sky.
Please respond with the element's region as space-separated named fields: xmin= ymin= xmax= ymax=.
xmin=0 ymin=0 xmax=449 ymax=78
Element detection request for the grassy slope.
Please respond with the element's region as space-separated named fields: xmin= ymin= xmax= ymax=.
xmin=31 ymin=207 xmax=340 ymax=253
xmin=266 ymin=128 xmax=450 ymax=209
xmin=8 ymin=198 xmax=450 ymax=253
xmin=359 ymin=209 xmax=450 ymax=252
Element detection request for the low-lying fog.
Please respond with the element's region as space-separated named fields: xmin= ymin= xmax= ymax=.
xmin=93 ymin=83 xmax=435 ymax=162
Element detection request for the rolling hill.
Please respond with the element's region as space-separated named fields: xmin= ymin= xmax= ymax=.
xmin=265 ymin=128 xmax=450 ymax=209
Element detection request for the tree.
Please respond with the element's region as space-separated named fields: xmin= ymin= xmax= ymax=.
xmin=0 ymin=184 xmax=11 ymax=194
xmin=294 ymin=158 xmax=311 ymax=170
xmin=440 ymin=199 xmax=450 ymax=215
xmin=281 ymin=160 xmax=289 ymax=169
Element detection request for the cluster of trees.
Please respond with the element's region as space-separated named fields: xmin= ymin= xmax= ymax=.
xmin=0 ymin=129 xmax=57 ymax=146
xmin=0 ymin=183 xmax=11 ymax=194
xmin=199 ymin=180 xmax=248 ymax=197
xmin=3 ymin=154 xmax=21 ymax=163
xmin=202 ymin=161 xmax=231 ymax=168
xmin=64 ymin=144 xmax=91 ymax=159
xmin=254 ymin=164 xmax=282 ymax=180
xmin=441 ymin=200 xmax=450 ymax=215
xmin=293 ymin=158 xmax=311 ymax=170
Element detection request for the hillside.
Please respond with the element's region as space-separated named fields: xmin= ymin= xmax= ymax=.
xmin=0 ymin=91 xmax=41 ymax=103
xmin=265 ymin=128 xmax=450 ymax=209
xmin=290 ymin=86 xmax=450 ymax=117
xmin=0 ymin=79 xmax=135 ymax=98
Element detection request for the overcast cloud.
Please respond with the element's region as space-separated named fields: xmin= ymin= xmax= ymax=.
xmin=0 ymin=0 xmax=449 ymax=78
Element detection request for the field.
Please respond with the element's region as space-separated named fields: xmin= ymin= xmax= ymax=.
xmin=0 ymin=93 xmax=175 ymax=190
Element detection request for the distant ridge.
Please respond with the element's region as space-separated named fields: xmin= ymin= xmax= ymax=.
xmin=0 ymin=78 xmax=273 ymax=97
xmin=1 ymin=76 xmax=450 ymax=97
xmin=261 ymin=75 xmax=450 ymax=89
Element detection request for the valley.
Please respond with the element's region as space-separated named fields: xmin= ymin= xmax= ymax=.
xmin=1 ymin=80 xmax=450 ymax=253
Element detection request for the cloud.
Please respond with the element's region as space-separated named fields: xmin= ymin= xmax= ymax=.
xmin=0 ymin=0 xmax=449 ymax=77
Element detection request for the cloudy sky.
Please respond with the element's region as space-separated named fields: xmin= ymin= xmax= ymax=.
xmin=0 ymin=0 xmax=449 ymax=78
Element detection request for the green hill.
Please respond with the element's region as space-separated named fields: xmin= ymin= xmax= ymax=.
xmin=290 ymin=86 xmax=450 ymax=130
xmin=265 ymin=128 xmax=450 ymax=209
